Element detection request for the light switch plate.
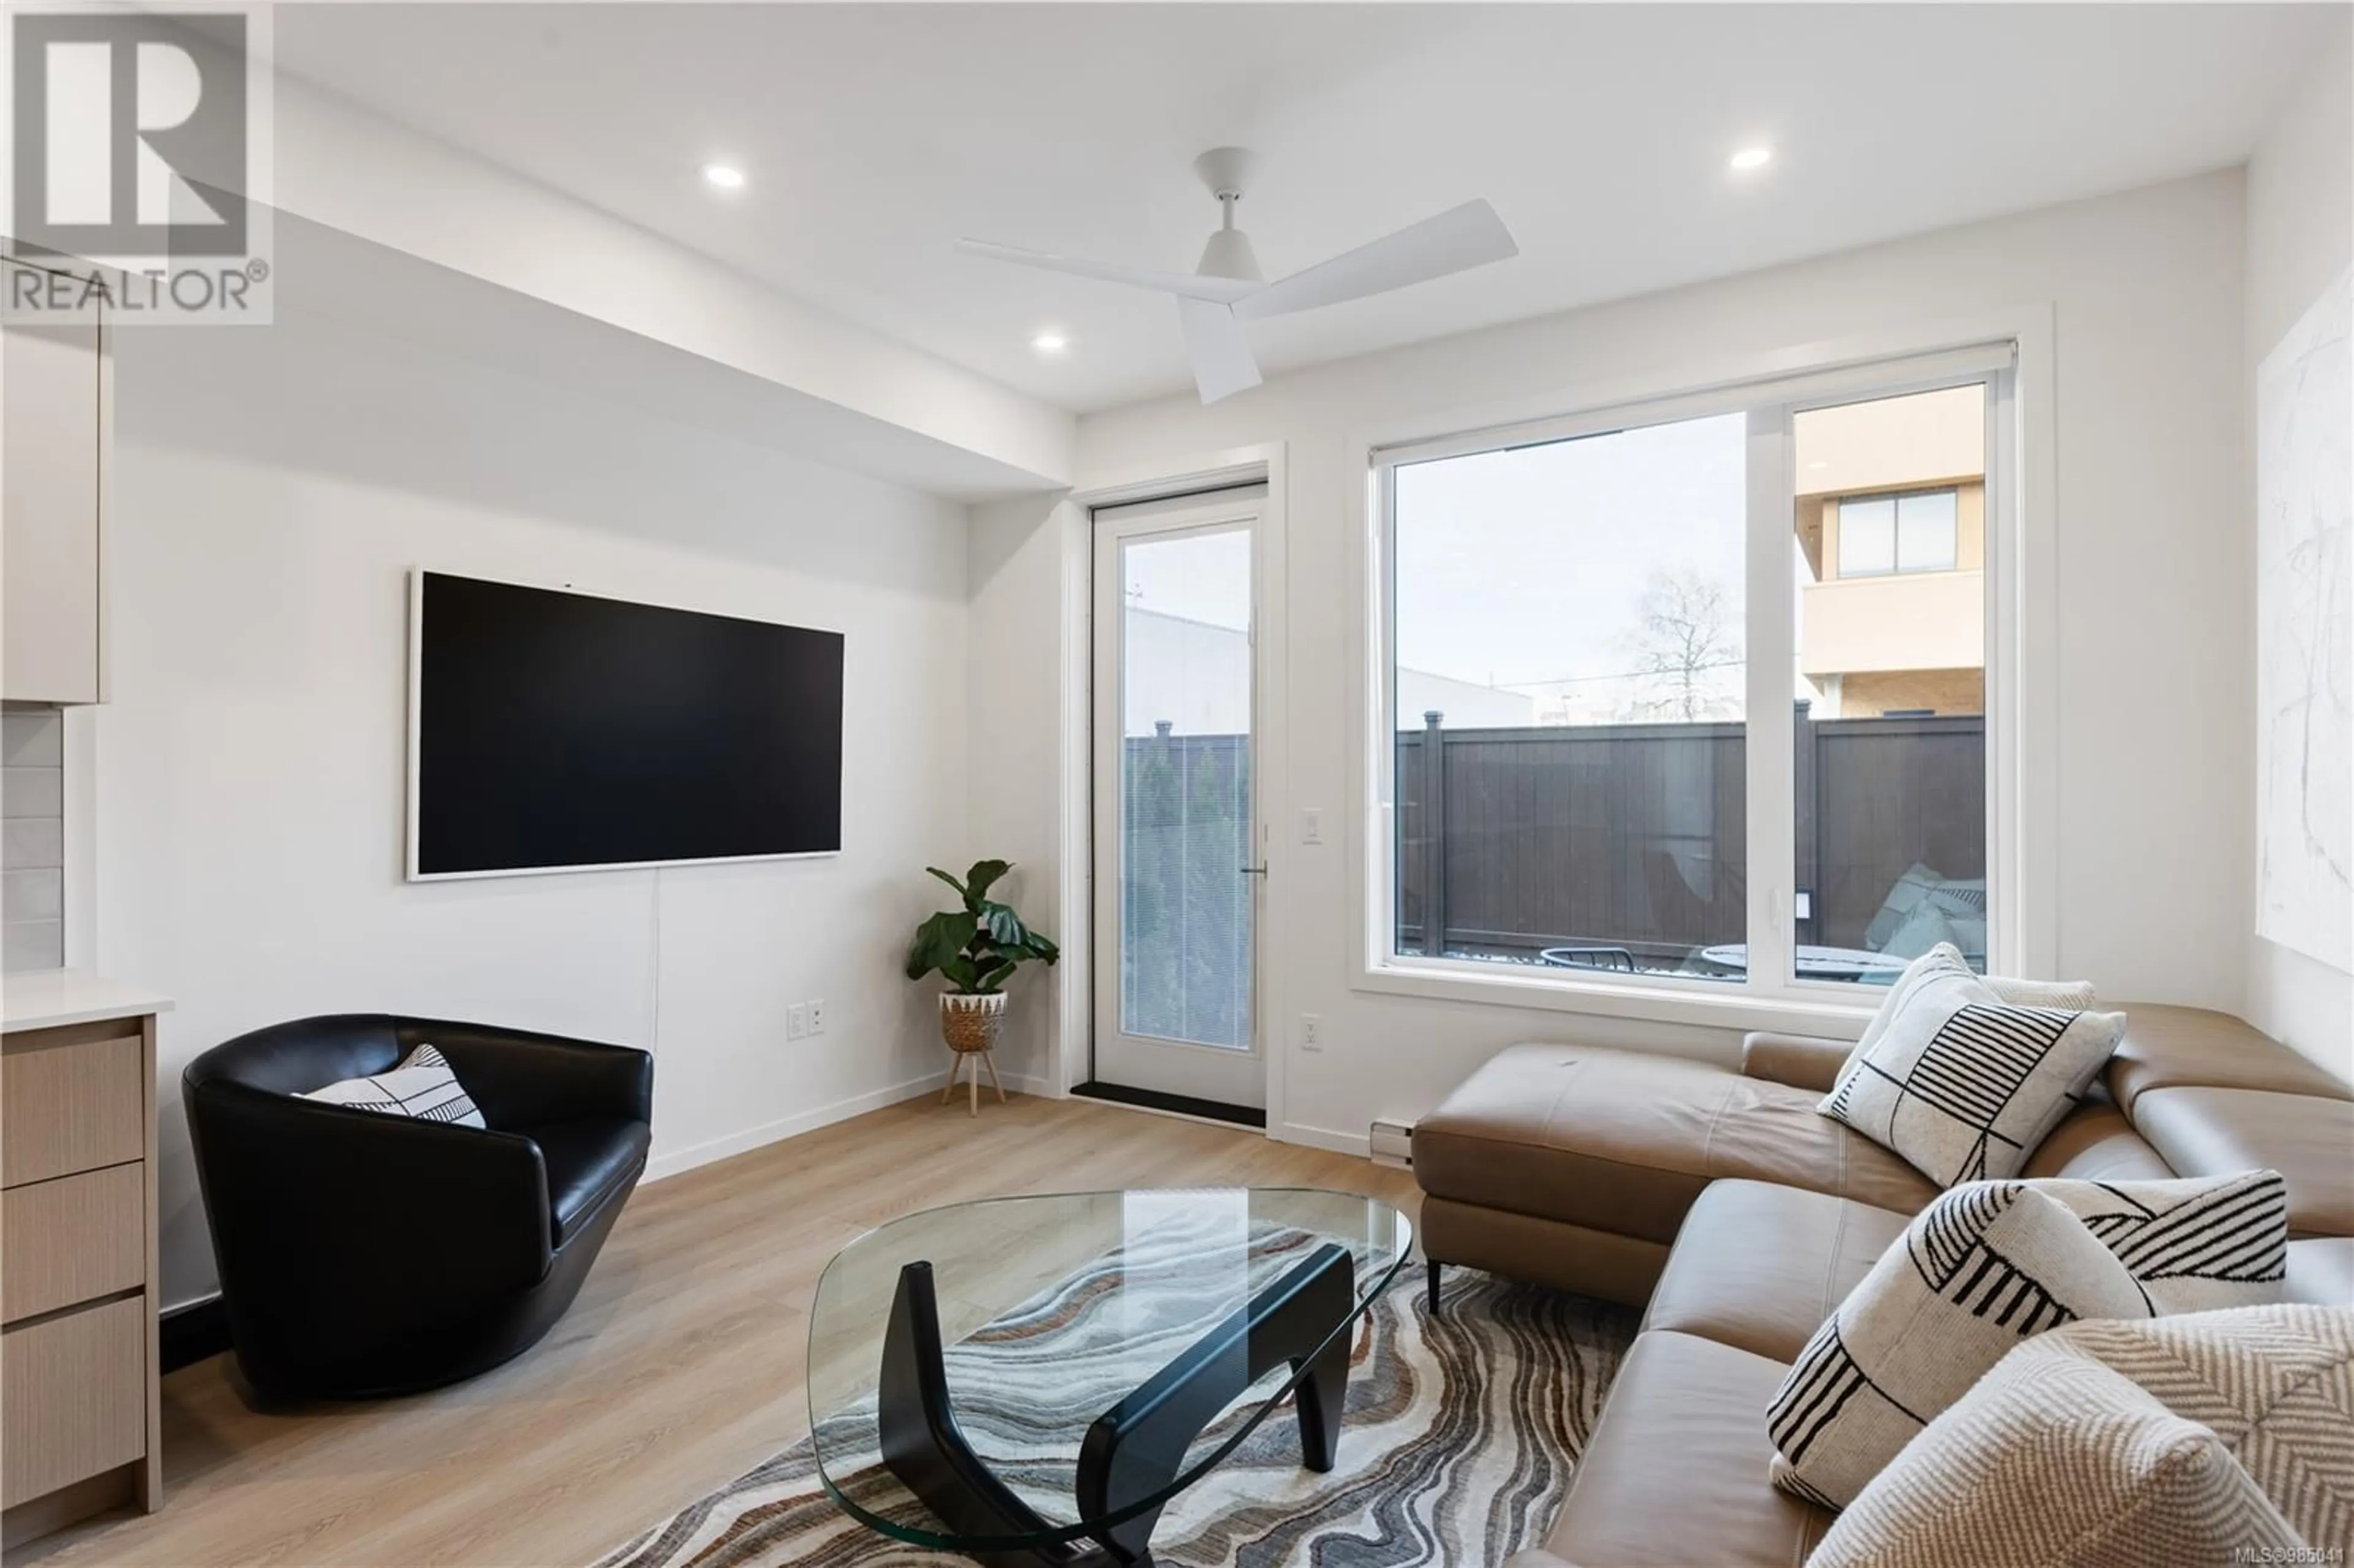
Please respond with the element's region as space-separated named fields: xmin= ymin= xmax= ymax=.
xmin=787 ymin=1003 xmax=809 ymax=1040
xmin=1300 ymin=807 xmax=1324 ymax=845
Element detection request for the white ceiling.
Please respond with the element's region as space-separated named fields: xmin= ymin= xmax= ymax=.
xmin=280 ymin=4 xmax=2338 ymax=415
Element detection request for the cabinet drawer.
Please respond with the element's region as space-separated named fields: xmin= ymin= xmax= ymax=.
xmin=1 ymin=1295 xmax=145 ymax=1506
xmin=2 ymin=1163 xmax=143 ymax=1323
xmin=1 ymin=1025 xmax=145 ymax=1187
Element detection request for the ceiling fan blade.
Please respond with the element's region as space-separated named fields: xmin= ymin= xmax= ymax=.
xmin=1232 ymin=199 xmax=1517 ymax=321
xmin=956 ymin=238 xmax=1261 ymax=304
xmin=1178 ymin=297 xmax=1262 ymax=404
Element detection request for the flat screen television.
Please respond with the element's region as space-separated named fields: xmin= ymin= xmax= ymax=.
xmin=407 ymin=571 xmax=844 ymax=880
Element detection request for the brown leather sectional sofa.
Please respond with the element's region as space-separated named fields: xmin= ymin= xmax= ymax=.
xmin=1409 ymin=1005 xmax=2354 ymax=1568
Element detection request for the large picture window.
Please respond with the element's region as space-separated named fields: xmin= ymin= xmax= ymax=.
xmin=1373 ymin=353 xmax=2009 ymax=1008
xmin=1391 ymin=414 xmax=1750 ymax=981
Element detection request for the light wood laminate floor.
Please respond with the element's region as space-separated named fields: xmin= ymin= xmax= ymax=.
xmin=21 ymin=1094 xmax=1420 ymax=1568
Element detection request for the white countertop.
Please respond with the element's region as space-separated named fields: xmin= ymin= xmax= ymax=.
xmin=2 ymin=970 xmax=174 ymax=1034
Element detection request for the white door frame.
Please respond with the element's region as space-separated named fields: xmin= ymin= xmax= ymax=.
xmin=1091 ymin=489 xmax=1266 ymax=1108
xmin=1061 ymin=444 xmax=1290 ymax=1131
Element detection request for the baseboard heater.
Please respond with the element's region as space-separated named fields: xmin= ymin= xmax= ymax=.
xmin=1369 ymin=1119 xmax=1414 ymax=1169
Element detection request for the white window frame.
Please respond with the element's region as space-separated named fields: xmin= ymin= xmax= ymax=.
xmin=1347 ymin=329 xmax=2044 ymax=1037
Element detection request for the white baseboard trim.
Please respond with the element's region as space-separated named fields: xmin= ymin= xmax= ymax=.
xmin=923 ymin=1071 xmax=1062 ymax=1106
xmin=644 ymin=1078 xmax=933 ymax=1182
xmin=1275 ymin=1121 xmax=1374 ymax=1159
xmin=641 ymin=1068 xmax=1067 ymax=1184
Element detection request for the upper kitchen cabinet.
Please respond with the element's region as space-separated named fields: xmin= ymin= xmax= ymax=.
xmin=2 ymin=255 xmax=109 ymax=706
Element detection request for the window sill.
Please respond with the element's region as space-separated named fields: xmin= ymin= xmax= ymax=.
xmin=1350 ymin=957 xmax=1879 ymax=1040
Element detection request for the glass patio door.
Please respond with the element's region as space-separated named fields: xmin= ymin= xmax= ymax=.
xmin=1091 ymin=487 xmax=1267 ymax=1110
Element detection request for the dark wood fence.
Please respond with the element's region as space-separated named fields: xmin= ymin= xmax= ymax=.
xmin=1396 ymin=705 xmax=1983 ymax=964
xmin=1797 ymin=710 xmax=1986 ymax=953
xmin=1119 ymin=708 xmax=1984 ymax=986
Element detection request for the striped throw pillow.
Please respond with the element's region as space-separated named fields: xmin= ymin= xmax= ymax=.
xmin=300 ymin=1043 xmax=486 ymax=1128
xmin=1767 ymin=1171 xmax=2289 ymax=1509
xmin=1809 ymin=1304 xmax=2354 ymax=1566
xmin=1821 ymin=943 xmax=2124 ymax=1186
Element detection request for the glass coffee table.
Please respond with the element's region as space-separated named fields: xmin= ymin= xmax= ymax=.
xmin=807 ymin=1188 xmax=1412 ymax=1565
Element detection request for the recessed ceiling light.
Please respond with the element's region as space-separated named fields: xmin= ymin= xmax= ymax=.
xmin=1729 ymin=145 xmax=1772 ymax=172
xmin=1031 ymin=330 xmax=1069 ymax=356
xmin=701 ymin=163 xmax=746 ymax=191
xmin=1806 ymin=460 xmax=1831 ymax=471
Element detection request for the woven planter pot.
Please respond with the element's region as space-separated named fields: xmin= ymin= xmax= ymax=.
xmin=939 ymin=991 xmax=1008 ymax=1055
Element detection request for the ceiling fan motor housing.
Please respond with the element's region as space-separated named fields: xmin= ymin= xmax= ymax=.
xmin=1197 ymin=226 xmax=1263 ymax=283
xmin=1192 ymin=147 xmax=1266 ymax=283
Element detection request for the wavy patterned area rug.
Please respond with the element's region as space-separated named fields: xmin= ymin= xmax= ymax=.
xmin=596 ymin=1265 xmax=1634 ymax=1568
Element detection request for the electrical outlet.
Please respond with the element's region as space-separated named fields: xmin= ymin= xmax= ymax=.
xmin=787 ymin=1003 xmax=809 ymax=1040
xmin=1299 ymin=1013 xmax=1323 ymax=1051
xmin=1300 ymin=807 xmax=1324 ymax=845
xmin=807 ymin=998 xmax=826 ymax=1035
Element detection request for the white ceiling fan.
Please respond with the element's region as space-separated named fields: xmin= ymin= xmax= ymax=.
xmin=958 ymin=147 xmax=1519 ymax=404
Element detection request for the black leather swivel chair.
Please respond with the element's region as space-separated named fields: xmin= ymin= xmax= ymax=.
xmin=183 ymin=1014 xmax=653 ymax=1401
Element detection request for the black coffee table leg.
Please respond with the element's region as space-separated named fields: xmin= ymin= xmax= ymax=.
xmin=1075 ymin=1243 xmax=1357 ymax=1561
xmin=878 ymin=1262 xmax=1117 ymax=1567
xmin=878 ymin=1245 xmax=1357 ymax=1567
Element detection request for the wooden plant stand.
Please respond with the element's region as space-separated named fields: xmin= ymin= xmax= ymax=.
xmin=941 ymin=1045 xmax=1006 ymax=1116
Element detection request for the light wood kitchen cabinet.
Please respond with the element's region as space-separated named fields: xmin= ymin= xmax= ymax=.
xmin=0 ymin=992 xmax=165 ymax=1548
xmin=2 ymin=256 xmax=109 ymax=705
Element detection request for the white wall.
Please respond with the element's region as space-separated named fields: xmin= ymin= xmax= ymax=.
xmin=964 ymin=495 xmax=1085 ymax=1094
xmin=102 ymin=262 xmax=975 ymax=1307
xmin=982 ymin=171 xmax=2255 ymax=1150
xmin=2243 ymin=17 xmax=2354 ymax=1085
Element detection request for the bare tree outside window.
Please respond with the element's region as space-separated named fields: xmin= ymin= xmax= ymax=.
xmin=1623 ymin=568 xmax=1744 ymax=721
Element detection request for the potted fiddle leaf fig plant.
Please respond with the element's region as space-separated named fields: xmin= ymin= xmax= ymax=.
xmin=904 ymin=861 xmax=1059 ymax=1105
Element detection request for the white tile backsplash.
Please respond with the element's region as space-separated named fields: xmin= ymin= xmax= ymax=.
xmin=2 ymin=867 xmax=63 ymax=921
xmin=1 ymin=766 xmax=63 ymax=818
xmin=2 ymin=919 xmax=62 ymax=972
xmin=1 ymin=707 xmax=64 ymax=972
xmin=1 ymin=712 xmax=63 ymax=767
xmin=0 ymin=818 xmax=62 ymax=869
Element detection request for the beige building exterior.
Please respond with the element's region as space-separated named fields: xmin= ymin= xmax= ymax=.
xmin=1793 ymin=384 xmax=1987 ymax=717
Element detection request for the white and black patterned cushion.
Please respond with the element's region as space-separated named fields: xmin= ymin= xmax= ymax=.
xmin=1842 ymin=950 xmax=2095 ymax=1082
xmin=299 ymin=1043 xmax=486 ymax=1128
xmin=1766 ymin=1170 xmax=2290 ymax=1509
xmin=1822 ymin=943 xmax=2123 ymax=1185
xmin=1836 ymin=951 xmax=2100 ymax=1073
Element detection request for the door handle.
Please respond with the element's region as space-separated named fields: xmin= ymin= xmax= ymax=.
xmin=1239 ymin=863 xmax=1268 ymax=877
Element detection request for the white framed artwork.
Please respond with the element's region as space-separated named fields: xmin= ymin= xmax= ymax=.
xmin=2255 ymin=265 xmax=2353 ymax=975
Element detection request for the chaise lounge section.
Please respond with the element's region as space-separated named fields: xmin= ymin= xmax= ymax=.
xmin=1413 ymin=1005 xmax=2354 ymax=1568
